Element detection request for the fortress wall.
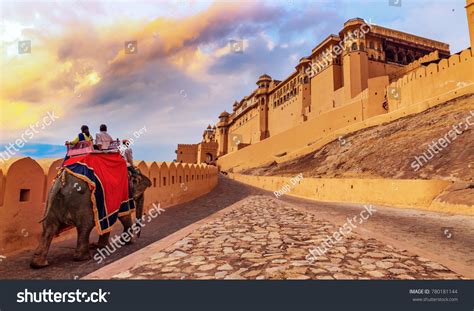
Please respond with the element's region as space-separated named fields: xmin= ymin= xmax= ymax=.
xmin=176 ymin=144 xmax=198 ymax=164
xmin=0 ymin=158 xmax=218 ymax=255
xmin=218 ymin=100 xmax=364 ymax=172
xmin=268 ymin=93 xmax=302 ymax=136
xmin=227 ymin=108 xmax=260 ymax=153
xmin=388 ymin=48 xmax=473 ymax=111
xmin=364 ymin=75 xmax=390 ymax=118
xmin=0 ymin=158 xmax=46 ymax=254
xmin=309 ymin=66 xmax=340 ymax=117
xmin=368 ymin=60 xmax=401 ymax=80
xmin=36 ymin=158 xmax=63 ymax=202
xmin=217 ymin=49 xmax=474 ymax=173
xmin=390 ymin=50 xmax=440 ymax=79
xmin=228 ymin=173 xmax=471 ymax=215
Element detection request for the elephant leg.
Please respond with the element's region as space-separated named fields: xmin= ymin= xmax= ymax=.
xmin=30 ymin=221 xmax=60 ymax=269
xmin=73 ymin=223 xmax=94 ymax=261
xmin=118 ymin=215 xmax=135 ymax=245
xmin=90 ymin=232 xmax=110 ymax=249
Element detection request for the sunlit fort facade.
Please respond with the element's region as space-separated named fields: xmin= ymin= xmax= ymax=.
xmin=176 ymin=2 xmax=474 ymax=164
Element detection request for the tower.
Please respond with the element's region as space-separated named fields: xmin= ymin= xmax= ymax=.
xmin=467 ymin=0 xmax=474 ymax=48
xmin=340 ymin=18 xmax=369 ymax=100
xmin=295 ymin=57 xmax=312 ymax=120
xmin=217 ymin=111 xmax=230 ymax=156
xmin=256 ymin=74 xmax=271 ymax=140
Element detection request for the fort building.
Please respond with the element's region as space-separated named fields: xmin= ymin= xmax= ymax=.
xmin=176 ymin=125 xmax=218 ymax=164
xmin=179 ymin=4 xmax=474 ymax=166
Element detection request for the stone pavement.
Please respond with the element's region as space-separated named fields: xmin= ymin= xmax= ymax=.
xmin=105 ymin=195 xmax=462 ymax=280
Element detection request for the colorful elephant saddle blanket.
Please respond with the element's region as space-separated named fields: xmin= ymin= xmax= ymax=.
xmin=62 ymin=152 xmax=134 ymax=234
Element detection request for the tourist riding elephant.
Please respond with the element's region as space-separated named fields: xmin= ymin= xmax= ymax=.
xmin=30 ymin=169 xmax=151 ymax=269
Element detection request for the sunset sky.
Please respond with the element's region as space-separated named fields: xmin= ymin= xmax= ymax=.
xmin=0 ymin=0 xmax=470 ymax=161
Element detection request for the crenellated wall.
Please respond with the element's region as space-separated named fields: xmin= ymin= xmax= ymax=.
xmin=0 ymin=158 xmax=218 ymax=254
xmin=388 ymin=48 xmax=473 ymax=111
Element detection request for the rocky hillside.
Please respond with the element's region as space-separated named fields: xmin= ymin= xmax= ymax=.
xmin=243 ymin=94 xmax=474 ymax=206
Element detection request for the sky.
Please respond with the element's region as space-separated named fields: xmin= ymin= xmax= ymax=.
xmin=0 ymin=0 xmax=470 ymax=161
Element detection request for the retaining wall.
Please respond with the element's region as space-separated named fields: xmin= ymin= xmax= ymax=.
xmin=227 ymin=173 xmax=472 ymax=216
xmin=0 ymin=158 xmax=218 ymax=254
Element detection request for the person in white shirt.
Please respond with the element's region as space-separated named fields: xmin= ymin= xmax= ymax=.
xmin=95 ymin=124 xmax=114 ymax=150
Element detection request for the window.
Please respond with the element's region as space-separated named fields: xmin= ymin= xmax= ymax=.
xmin=163 ymin=177 xmax=167 ymax=186
xmin=153 ymin=178 xmax=156 ymax=187
xmin=19 ymin=189 xmax=30 ymax=202
xmin=351 ymin=42 xmax=358 ymax=51
xmin=172 ymin=176 xmax=175 ymax=184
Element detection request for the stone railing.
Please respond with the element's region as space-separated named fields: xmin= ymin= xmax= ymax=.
xmin=0 ymin=157 xmax=218 ymax=254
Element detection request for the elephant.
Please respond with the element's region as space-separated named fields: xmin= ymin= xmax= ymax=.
xmin=30 ymin=168 xmax=151 ymax=269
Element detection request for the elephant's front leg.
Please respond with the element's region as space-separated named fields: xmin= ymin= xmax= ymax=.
xmin=119 ymin=215 xmax=135 ymax=245
xmin=73 ymin=223 xmax=94 ymax=261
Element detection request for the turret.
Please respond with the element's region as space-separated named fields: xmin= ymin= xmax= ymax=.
xmin=340 ymin=18 xmax=369 ymax=99
xmin=255 ymin=74 xmax=271 ymax=140
xmin=217 ymin=111 xmax=230 ymax=155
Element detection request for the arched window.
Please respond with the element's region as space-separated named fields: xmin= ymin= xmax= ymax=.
xmin=351 ymin=42 xmax=358 ymax=51
xmin=359 ymin=42 xmax=365 ymax=51
xmin=369 ymin=41 xmax=374 ymax=49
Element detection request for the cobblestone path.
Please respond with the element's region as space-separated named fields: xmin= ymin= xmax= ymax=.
xmin=110 ymin=195 xmax=462 ymax=280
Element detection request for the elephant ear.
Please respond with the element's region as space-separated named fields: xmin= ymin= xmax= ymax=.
xmin=141 ymin=174 xmax=152 ymax=188
xmin=130 ymin=174 xmax=140 ymax=187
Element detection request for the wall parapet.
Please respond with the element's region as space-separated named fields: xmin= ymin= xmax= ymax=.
xmin=228 ymin=173 xmax=472 ymax=215
xmin=0 ymin=157 xmax=218 ymax=255
xmin=388 ymin=48 xmax=473 ymax=111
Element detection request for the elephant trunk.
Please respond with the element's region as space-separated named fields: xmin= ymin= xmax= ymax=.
xmin=135 ymin=194 xmax=145 ymax=238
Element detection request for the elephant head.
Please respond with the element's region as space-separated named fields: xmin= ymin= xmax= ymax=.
xmin=129 ymin=170 xmax=151 ymax=237
xmin=130 ymin=170 xmax=152 ymax=199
